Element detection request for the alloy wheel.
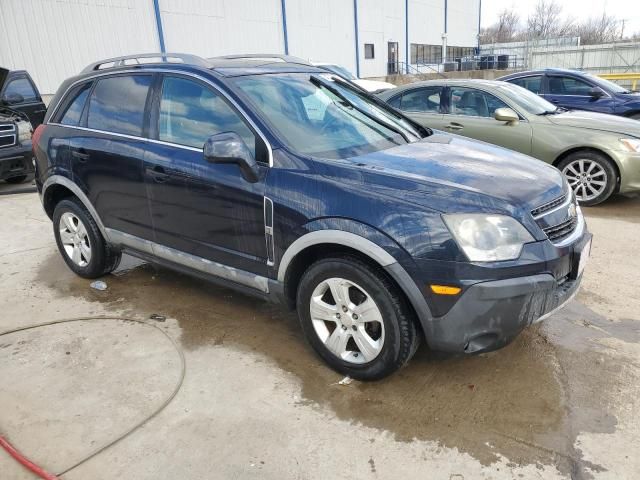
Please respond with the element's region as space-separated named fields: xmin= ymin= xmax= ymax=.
xmin=562 ymin=159 xmax=608 ymax=203
xmin=309 ymin=277 xmax=385 ymax=364
xmin=59 ymin=212 xmax=92 ymax=267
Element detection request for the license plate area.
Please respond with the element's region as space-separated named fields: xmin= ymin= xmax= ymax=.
xmin=571 ymin=238 xmax=591 ymax=279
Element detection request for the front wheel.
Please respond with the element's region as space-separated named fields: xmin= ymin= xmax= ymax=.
xmin=296 ymin=256 xmax=420 ymax=381
xmin=558 ymin=151 xmax=617 ymax=206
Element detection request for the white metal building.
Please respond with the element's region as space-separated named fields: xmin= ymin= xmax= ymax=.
xmin=0 ymin=0 xmax=481 ymax=95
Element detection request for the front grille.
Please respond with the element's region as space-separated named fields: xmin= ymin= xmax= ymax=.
xmin=0 ymin=124 xmax=16 ymax=148
xmin=531 ymin=194 xmax=566 ymax=217
xmin=543 ymin=216 xmax=578 ymax=242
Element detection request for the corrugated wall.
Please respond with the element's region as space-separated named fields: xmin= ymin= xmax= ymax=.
xmin=158 ymin=0 xmax=284 ymax=58
xmin=446 ymin=0 xmax=480 ymax=48
xmin=286 ymin=0 xmax=356 ymax=73
xmin=358 ymin=0 xmax=405 ymax=78
xmin=0 ymin=0 xmax=160 ymax=94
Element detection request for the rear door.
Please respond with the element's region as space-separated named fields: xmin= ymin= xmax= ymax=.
xmin=69 ymin=73 xmax=155 ymax=241
xmin=442 ymin=86 xmax=533 ymax=155
xmin=544 ymin=74 xmax=616 ymax=113
xmin=389 ymin=86 xmax=445 ymax=130
xmin=143 ymin=74 xmax=269 ymax=276
xmin=0 ymin=72 xmax=47 ymax=127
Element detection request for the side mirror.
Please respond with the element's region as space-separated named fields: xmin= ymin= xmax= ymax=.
xmin=203 ymin=132 xmax=260 ymax=183
xmin=494 ymin=107 xmax=519 ymax=125
xmin=589 ymin=87 xmax=604 ymax=99
xmin=1 ymin=93 xmax=24 ymax=105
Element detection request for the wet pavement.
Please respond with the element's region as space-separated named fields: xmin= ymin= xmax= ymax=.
xmin=1 ymin=192 xmax=639 ymax=479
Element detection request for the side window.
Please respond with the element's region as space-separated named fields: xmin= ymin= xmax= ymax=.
xmin=4 ymin=77 xmax=37 ymax=102
xmin=510 ymin=76 xmax=542 ymax=94
xmin=449 ymin=87 xmax=508 ymax=118
xmin=548 ymin=76 xmax=592 ymax=96
xmin=58 ymin=83 xmax=92 ymax=126
xmin=158 ymin=76 xmax=256 ymax=156
xmin=87 ymin=75 xmax=152 ymax=136
xmin=399 ymin=87 xmax=441 ymax=113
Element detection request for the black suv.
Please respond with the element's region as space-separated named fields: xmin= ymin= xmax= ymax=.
xmin=34 ymin=54 xmax=591 ymax=380
xmin=0 ymin=68 xmax=46 ymax=183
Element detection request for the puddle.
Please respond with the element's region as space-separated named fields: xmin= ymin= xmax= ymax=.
xmin=35 ymin=253 xmax=635 ymax=477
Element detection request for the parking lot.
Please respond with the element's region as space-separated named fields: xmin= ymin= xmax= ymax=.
xmin=0 ymin=185 xmax=638 ymax=479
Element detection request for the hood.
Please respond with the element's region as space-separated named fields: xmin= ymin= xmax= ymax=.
xmin=547 ymin=109 xmax=640 ymax=137
xmin=350 ymin=133 xmax=565 ymax=213
xmin=354 ymin=79 xmax=396 ymax=93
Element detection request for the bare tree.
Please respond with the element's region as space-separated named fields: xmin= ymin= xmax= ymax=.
xmin=480 ymin=8 xmax=521 ymax=44
xmin=526 ymin=0 xmax=573 ymax=39
xmin=572 ymin=13 xmax=622 ymax=44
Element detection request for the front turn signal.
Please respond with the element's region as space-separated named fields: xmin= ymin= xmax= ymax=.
xmin=430 ymin=285 xmax=462 ymax=295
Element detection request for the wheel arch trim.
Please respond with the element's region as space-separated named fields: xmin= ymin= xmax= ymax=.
xmin=277 ymin=230 xmax=434 ymax=328
xmin=42 ymin=175 xmax=109 ymax=239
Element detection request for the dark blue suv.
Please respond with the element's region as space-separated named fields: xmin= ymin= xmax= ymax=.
xmin=34 ymin=54 xmax=591 ymax=380
xmin=499 ymin=68 xmax=640 ymax=119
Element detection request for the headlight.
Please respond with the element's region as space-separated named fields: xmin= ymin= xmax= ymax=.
xmin=17 ymin=121 xmax=32 ymax=144
xmin=443 ymin=214 xmax=534 ymax=262
xmin=620 ymin=138 xmax=640 ymax=152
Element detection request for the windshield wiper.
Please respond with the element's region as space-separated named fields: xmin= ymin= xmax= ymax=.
xmin=328 ymin=75 xmax=432 ymax=138
xmin=310 ymin=75 xmax=411 ymax=143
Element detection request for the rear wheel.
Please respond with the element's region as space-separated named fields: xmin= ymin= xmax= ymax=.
xmin=4 ymin=175 xmax=28 ymax=184
xmin=558 ymin=151 xmax=617 ymax=206
xmin=296 ymin=256 xmax=420 ymax=380
xmin=53 ymin=198 xmax=121 ymax=278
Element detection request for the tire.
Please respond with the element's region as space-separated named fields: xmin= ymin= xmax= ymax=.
xmin=4 ymin=175 xmax=28 ymax=184
xmin=557 ymin=151 xmax=617 ymax=206
xmin=53 ymin=198 xmax=121 ymax=278
xmin=296 ymin=256 xmax=420 ymax=381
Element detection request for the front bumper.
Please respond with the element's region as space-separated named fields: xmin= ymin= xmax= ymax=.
xmin=0 ymin=143 xmax=34 ymax=181
xmin=421 ymin=232 xmax=592 ymax=354
xmin=615 ymin=150 xmax=640 ymax=194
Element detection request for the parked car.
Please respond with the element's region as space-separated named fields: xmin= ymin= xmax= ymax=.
xmin=35 ymin=53 xmax=591 ymax=380
xmin=498 ymin=68 xmax=640 ymax=119
xmin=0 ymin=106 xmax=34 ymax=183
xmin=313 ymin=63 xmax=396 ymax=93
xmin=1 ymin=67 xmax=47 ymax=127
xmin=380 ymin=79 xmax=640 ymax=205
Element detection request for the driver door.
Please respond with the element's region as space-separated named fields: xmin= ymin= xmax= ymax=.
xmin=442 ymin=86 xmax=533 ymax=155
xmin=390 ymin=86 xmax=445 ymax=130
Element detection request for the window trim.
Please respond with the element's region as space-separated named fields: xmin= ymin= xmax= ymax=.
xmin=152 ymin=73 xmax=269 ymax=165
xmin=50 ymin=80 xmax=94 ymax=125
xmin=47 ymin=68 xmax=274 ymax=167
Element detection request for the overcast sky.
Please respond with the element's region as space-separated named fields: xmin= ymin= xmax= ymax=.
xmin=480 ymin=0 xmax=640 ymax=37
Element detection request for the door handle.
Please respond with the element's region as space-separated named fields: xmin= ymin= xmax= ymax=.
xmin=71 ymin=149 xmax=90 ymax=162
xmin=148 ymin=165 xmax=170 ymax=183
xmin=551 ymin=99 xmax=560 ymax=103
xmin=445 ymin=123 xmax=464 ymax=131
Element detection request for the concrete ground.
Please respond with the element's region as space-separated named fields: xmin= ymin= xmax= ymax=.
xmin=0 ymin=191 xmax=638 ymax=480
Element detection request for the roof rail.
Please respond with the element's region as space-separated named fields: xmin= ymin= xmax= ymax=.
xmin=209 ymin=53 xmax=312 ymax=65
xmin=81 ymin=53 xmax=210 ymax=73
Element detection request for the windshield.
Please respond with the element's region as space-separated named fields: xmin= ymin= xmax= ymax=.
xmin=497 ymin=82 xmax=558 ymax=115
xmin=233 ymin=73 xmax=423 ymax=159
xmin=323 ymin=64 xmax=357 ymax=80
xmin=585 ymin=74 xmax=631 ymax=94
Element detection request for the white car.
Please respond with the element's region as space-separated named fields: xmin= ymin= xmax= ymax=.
xmin=313 ymin=63 xmax=396 ymax=94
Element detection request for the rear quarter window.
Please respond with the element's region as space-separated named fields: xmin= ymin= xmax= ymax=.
xmin=56 ymin=82 xmax=92 ymax=126
xmin=87 ymin=75 xmax=152 ymax=136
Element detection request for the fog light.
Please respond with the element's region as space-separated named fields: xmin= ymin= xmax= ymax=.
xmin=430 ymin=285 xmax=461 ymax=295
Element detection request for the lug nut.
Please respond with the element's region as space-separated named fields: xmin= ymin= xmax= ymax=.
xmin=352 ymin=314 xmax=358 ymax=320
xmin=342 ymin=325 xmax=347 ymax=331
xmin=336 ymin=313 xmax=341 ymax=319
xmin=342 ymin=306 xmax=348 ymax=313
xmin=352 ymin=325 xmax=357 ymax=331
